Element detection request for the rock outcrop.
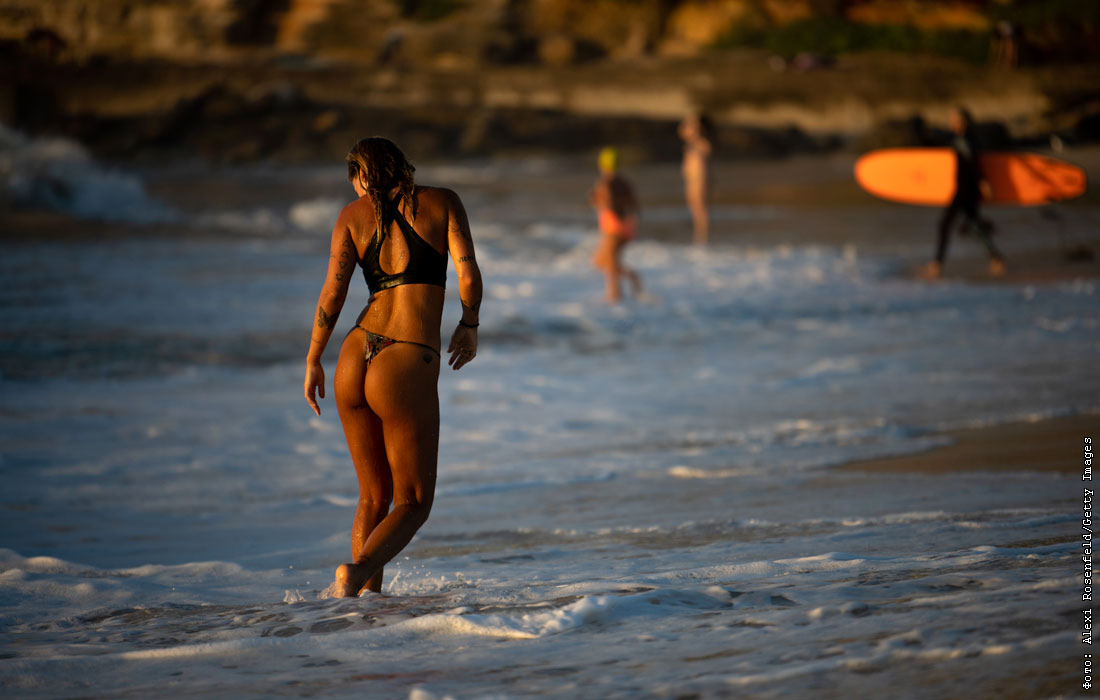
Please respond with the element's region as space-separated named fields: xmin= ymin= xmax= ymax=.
xmin=0 ymin=0 xmax=1034 ymax=66
xmin=0 ymin=1 xmax=1097 ymax=162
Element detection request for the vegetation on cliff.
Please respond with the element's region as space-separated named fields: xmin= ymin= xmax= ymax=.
xmin=1 ymin=0 xmax=1096 ymax=67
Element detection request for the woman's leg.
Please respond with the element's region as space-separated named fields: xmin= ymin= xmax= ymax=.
xmin=605 ymin=239 xmax=623 ymax=303
xmin=592 ymin=235 xmax=620 ymax=302
xmin=334 ymin=343 xmax=440 ymax=597
xmin=591 ymin=234 xmax=611 ymax=271
xmin=333 ymin=331 xmax=392 ymax=593
xmin=609 ymin=235 xmax=646 ymax=301
xmin=615 ymin=239 xmax=643 ymax=297
xmin=686 ymin=177 xmax=709 ymax=246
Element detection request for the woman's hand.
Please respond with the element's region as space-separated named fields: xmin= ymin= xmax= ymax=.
xmin=447 ymin=324 xmax=478 ymax=370
xmin=304 ymin=359 xmax=326 ymax=416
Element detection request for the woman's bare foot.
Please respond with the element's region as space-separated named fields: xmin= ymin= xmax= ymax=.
xmin=333 ymin=562 xmax=372 ymax=597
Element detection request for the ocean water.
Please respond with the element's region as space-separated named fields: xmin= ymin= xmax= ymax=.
xmin=1 ymin=132 xmax=1096 ymax=699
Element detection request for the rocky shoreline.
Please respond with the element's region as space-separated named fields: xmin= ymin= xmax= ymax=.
xmin=4 ymin=45 xmax=1099 ymax=165
xmin=2 ymin=0 xmax=1099 ymax=165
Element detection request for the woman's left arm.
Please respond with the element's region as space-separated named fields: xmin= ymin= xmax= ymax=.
xmin=443 ymin=189 xmax=482 ymax=371
xmin=304 ymin=212 xmax=355 ymax=415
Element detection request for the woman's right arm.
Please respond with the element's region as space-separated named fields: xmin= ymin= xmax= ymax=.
xmin=589 ymin=179 xmax=607 ymax=209
xmin=304 ymin=211 xmax=355 ymax=415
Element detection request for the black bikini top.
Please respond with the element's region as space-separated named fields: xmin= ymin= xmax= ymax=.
xmin=359 ymin=193 xmax=447 ymax=295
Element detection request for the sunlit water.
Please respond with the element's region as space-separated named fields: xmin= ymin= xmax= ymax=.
xmin=1 ymin=132 xmax=1096 ymax=698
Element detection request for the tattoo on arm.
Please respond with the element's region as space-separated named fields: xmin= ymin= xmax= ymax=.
xmin=331 ymin=240 xmax=353 ymax=283
xmin=461 ymin=299 xmax=481 ymax=315
xmin=316 ymin=306 xmax=339 ymax=330
xmin=450 ymin=213 xmax=473 ymax=243
xmin=458 ymin=255 xmax=475 ymax=263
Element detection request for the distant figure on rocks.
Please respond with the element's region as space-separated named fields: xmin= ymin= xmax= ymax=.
xmin=679 ymin=113 xmax=714 ymax=245
xmin=990 ymin=20 xmax=1018 ymax=69
xmin=919 ymin=107 xmax=1006 ymax=279
xmin=589 ymin=146 xmax=643 ymax=303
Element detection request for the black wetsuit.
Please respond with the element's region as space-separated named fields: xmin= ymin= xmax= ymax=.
xmin=935 ymin=129 xmax=1002 ymax=264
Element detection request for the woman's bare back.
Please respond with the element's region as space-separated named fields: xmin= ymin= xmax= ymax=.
xmin=343 ymin=186 xmax=459 ymax=348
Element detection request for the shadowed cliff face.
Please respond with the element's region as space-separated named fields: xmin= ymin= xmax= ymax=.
xmin=3 ymin=0 xmax=1091 ymax=66
xmin=0 ymin=0 xmax=1097 ymax=162
xmin=0 ymin=0 xmax=506 ymax=66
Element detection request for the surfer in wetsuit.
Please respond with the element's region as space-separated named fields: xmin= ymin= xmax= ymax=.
xmin=304 ymin=137 xmax=483 ymax=597
xmin=590 ymin=146 xmax=643 ymax=303
xmin=919 ymin=107 xmax=1006 ymax=279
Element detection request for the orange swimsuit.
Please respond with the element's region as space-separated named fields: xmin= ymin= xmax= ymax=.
xmin=598 ymin=208 xmax=636 ymax=241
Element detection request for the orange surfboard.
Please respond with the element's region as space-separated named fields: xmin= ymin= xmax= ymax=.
xmin=855 ymin=148 xmax=1087 ymax=206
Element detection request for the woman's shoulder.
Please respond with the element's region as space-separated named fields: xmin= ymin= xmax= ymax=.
xmin=338 ymin=194 xmax=374 ymax=221
xmin=416 ymin=184 xmax=461 ymax=204
xmin=415 ymin=185 xmax=466 ymax=219
xmin=331 ymin=195 xmax=369 ymax=231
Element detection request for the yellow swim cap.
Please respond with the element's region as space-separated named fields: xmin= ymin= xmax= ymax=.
xmin=598 ymin=146 xmax=619 ymax=173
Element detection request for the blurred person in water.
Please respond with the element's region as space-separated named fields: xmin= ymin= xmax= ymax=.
xmin=679 ymin=113 xmax=714 ymax=246
xmin=919 ymin=107 xmax=1005 ymax=279
xmin=589 ymin=146 xmax=643 ymax=303
xmin=304 ymin=137 xmax=483 ymax=597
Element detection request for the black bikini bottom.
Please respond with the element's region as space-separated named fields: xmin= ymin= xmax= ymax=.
xmin=352 ymin=325 xmax=440 ymax=369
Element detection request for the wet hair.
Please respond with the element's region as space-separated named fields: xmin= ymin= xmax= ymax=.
xmin=346 ymin=137 xmax=417 ymax=226
xmin=697 ymin=114 xmax=716 ymax=143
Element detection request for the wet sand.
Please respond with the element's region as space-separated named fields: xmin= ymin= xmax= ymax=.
xmin=840 ymin=414 xmax=1097 ymax=474
xmin=902 ymin=249 xmax=1100 ymax=285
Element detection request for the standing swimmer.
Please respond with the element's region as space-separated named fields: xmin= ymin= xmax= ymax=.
xmin=304 ymin=137 xmax=483 ymax=597
xmin=919 ymin=107 xmax=1006 ymax=279
xmin=679 ymin=113 xmax=714 ymax=246
xmin=590 ymin=146 xmax=643 ymax=303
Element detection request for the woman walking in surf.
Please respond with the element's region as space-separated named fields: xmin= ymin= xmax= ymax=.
xmin=304 ymin=137 xmax=483 ymax=597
